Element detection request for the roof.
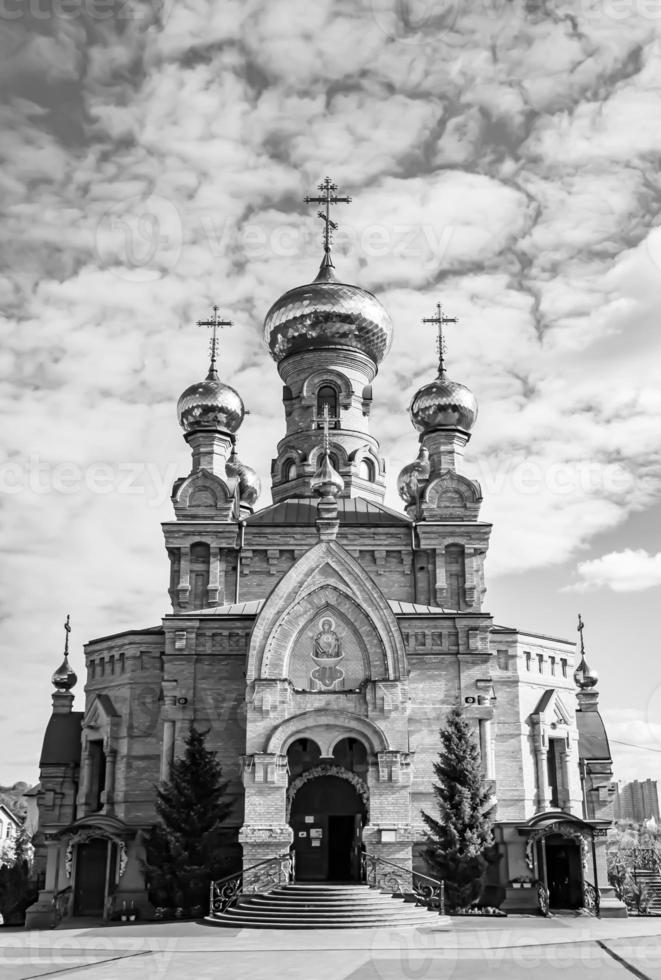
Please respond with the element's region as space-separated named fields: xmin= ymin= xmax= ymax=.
xmin=85 ymin=625 xmax=163 ymax=646
xmin=247 ymin=496 xmax=410 ymax=527
xmin=491 ymin=625 xmax=573 ymax=645
xmin=0 ymin=803 xmax=21 ymax=826
xmin=577 ymin=709 xmax=612 ymax=761
xmin=39 ymin=712 xmax=83 ymax=767
xmin=190 ymin=598 xmax=457 ymax=617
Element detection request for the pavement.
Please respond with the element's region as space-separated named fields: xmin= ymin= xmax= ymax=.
xmin=2 ymin=914 xmax=661 ymax=979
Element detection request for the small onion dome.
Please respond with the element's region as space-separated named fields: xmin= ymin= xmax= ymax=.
xmin=263 ymin=262 xmax=393 ymax=365
xmin=311 ymin=451 xmax=345 ymax=498
xmin=574 ymin=654 xmax=598 ymax=690
xmin=227 ymin=451 xmax=261 ymax=507
xmin=409 ymin=375 xmax=477 ymax=434
xmin=397 ymin=446 xmax=430 ymax=504
xmin=177 ymin=367 xmax=244 ymax=435
xmin=52 ymin=655 xmax=77 ymax=692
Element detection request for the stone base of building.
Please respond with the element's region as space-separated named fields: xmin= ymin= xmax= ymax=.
xmin=597 ymin=887 xmax=628 ymax=917
xmin=500 ymin=885 xmax=539 ymax=914
xmin=25 ymin=891 xmax=57 ymax=930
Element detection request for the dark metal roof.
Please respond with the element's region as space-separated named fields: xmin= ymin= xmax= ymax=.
xmin=39 ymin=713 xmax=83 ymax=767
xmin=247 ymin=496 xmax=410 ymax=527
xmin=577 ymin=709 xmax=612 ymax=761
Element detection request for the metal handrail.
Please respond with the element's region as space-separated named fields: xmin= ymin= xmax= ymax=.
xmin=209 ymin=852 xmax=295 ymax=916
xmin=583 ymin=879 xmax=600 ymax=916
xmin=361 ymin=852 xmax=445 ymax=913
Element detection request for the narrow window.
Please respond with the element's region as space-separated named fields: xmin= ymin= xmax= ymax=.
xmin=550 ymin=656 xmax=556 ymax=676
xmin=560 ymin=658 xmax=568 ymax=678
xmin=358 ymin=457 xmax=375 ymax=481
xmin=283 ymin=459 xmax=297 ymax=481
xmin=537 ymin=654 xmax=544 ymax=673
xmin=316 ymin=385 xmax=338 ymax=426
xmin=497 ymin=650 xmax=509 ymax=671
xmin=525 ymin=652 xmax=531 ymax=671
xmin=445 ymin=544 xmax=466 ymax=611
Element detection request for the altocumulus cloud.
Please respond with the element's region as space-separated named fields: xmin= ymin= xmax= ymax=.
xmin=2 ymin=0 xmax=661 ymax=780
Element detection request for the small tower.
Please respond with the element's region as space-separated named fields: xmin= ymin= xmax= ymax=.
xmin=574 ymin=613 xmax=600 ymax=711
xmin=166 ymin=307 xmax=260 ymax=610
xmin=398 ymin=303 xmax=491 ymax=612
xmin=51 ymin=614 xmax=77 ymax=714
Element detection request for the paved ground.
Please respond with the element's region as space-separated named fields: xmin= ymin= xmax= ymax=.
xmin=2 ymin=915 xmax=661 ymax=979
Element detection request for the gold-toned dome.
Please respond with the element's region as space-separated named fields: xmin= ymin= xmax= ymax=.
xmin=410 ymin=375 xmax=478 ymax=434
xmin=227 ymin=451 xmax=261 ymax=507
xmin=177 ymin=370 xmax=244 ymax=435
xmin=264 ymin=262 xmax=393 ymax=365
xmin=397 ymin=446 xmax=430 ymax=505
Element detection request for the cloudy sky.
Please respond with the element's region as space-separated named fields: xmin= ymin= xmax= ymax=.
xmin=2 ymin=0 xmax=661 ymax=789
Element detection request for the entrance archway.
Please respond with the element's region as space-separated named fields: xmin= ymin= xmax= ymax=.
xmin=289 ymin=773 xmax=367 ymax=882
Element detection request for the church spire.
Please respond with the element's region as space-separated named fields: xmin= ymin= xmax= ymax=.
xmin=422 ymin=303 xmax=458 ymax=379
xmin=196 ymin=305 xmax=232 ymax=381
xmin=51 ymin=614 xmax=77 ymax=714
xmin=304 ymin=176 xmax=352 ymax=275
xmin=574 ymin=614 xmax=599 ymax=710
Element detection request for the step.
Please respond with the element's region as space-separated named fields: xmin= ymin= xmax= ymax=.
xmin=207 ymin=912 xmax=439 ymax=929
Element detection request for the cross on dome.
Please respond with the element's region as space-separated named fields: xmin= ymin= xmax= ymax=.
xmin=422 ymin=303 xmax=457 ymax=378
xmin=304 ymin=176 xmax=352 ymax=267
xmin=63 ymin=613 xmax=71 ymax=655
xmin=197 ymin=305 xmax=233 ymax=379
xmin=577 ymin=612 xmax=585 ymax=655
xmin=311 ymin=403 xmax=340 ymax=458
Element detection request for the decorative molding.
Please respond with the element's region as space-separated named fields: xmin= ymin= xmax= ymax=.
xmin=525 ymin=821 xmax=590 ymax=871
xmin=286 ymin=764 xmax=369 ymax=820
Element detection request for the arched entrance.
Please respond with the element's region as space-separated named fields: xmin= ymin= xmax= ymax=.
xmin=289 ymin=770 xmax=367 ymax=882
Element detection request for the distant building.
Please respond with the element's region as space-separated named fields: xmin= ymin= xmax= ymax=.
xmin=0 ymin=803 xmax=22 ymax=865
xmin=615 ymin=780 xmax=660 ymax=823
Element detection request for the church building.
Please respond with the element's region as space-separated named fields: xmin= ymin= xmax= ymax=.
xmin=27 ymin=180 xmax=626 ymax=925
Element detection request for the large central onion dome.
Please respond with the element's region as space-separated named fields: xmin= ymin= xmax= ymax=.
xmin=264 ymin=262 xmax=393 ymax=365
xmin=177 ymin=369 xmax=244 ymax=434
xmin=410 ymin=376 xmax=478 ymax=434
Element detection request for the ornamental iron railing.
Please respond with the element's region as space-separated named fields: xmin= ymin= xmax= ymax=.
xmin=209 ymin=852 xmax=295 ymax=916
xmin=361 ymin=852 xmax=445 ymax=913
xmin=583 ymin=880 xmax=600 ymax=916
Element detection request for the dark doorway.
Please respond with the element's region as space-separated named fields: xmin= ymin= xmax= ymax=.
xmin=545 ymin=836 xmax=583 ymax=909
xmin=290 ymin=775 xmax=366 ymax=882
xmin=328 ymin=815 xmax=355 ymax=881
xmin=74 ymin=838 xmax=108 ymax=915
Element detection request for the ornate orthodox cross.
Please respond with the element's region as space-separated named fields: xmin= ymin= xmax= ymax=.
xmin=577 ymin=613 xmax=585 ymax=655
xmin=311 ymin=404 xmax=340 ymax=457
xmin=304 ymin=176 xmax=352 ymax=258
xmin=196 ymin=305 xmax=232 ymax=376
xmin=63 ymin=613 xmax=71 ymax=655
xmin=422 ymin=303 xmax=458 ymax=377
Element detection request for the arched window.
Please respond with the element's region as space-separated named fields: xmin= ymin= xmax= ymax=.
xmin=282 ymin=459 xmax=297 ymax=482
xmin=332 ymin=737 xmax=368 ymax=778
xmin=317 ymin=385 xmax=339 ymax=428
xmin=286 ymin=738 xmax=321 ymax=780
xmin=328 ymin=452 xmax=340 ymax=471
xmin=358 ymin=457 xmax=375 ymax=482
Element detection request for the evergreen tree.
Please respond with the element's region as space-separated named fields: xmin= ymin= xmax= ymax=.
xmin=0 ymin=828 xmax=37 ymax=925
xmin=421 ymin=706 xmax=495 ymax=910
xmin=143 ymin=725 xmax=234 ymax=910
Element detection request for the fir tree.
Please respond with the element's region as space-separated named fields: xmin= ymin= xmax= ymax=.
xmin=421 ymin=706 xmax=495 ymax=910
xmin=0 ymin=828 xmax=37 ymax=925
xmin=143 ymin=725 xmax=234 ymax=910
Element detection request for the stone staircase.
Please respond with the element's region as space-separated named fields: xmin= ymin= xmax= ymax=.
xmin=633 ymin=870 xmax=661 ymax=913
xmin=207 ymin=882 xmax=443 ymax=929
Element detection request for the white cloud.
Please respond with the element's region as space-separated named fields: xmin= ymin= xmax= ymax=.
xmin=569 ymin=549 xmax=661 ymax=593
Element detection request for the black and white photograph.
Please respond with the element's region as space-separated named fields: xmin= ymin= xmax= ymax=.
xmin=1 ymin=1 xmax=661 ymax=977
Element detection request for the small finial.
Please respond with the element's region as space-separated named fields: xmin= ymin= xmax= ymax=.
xmin=305 ymin=176 xmax=351 ymax=270
xmin=574 ymin=613 xmax=598 ymax=691
xmin=422 ymin=303 xmax=458 ymax=378
xmin=52 ymin=614 xmax=77 ymax=693
xmin=196 ymin=305 xmax=233 ymax=380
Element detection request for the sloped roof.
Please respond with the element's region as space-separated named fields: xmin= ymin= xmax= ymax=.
xmin=577 ymin=709 xmax=612 ymax=761
xmin=39 ymin=712 xmax=83 ymax=767
xmin=247 ymin=496 xmax=410 ymax=526
xmin=191 ymin=598 xmax=456 ymax=617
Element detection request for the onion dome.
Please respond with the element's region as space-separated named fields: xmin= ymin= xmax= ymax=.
xmin=264 ymin=260 xmax=393 ymax=365
xmin=227 ymin=450 xmax=261 ymax=507
xmin=52 ymin=615 xmax=77 ymax=692
xmin=311 ymin=450 xmax=345 ymax=498
xmin=177 ymin=370 xmax=244 ymax=435
xmin=574 ymin=614 xmax=598 ymax=689
xmin=178 ymin=306 xmax=245 ymax=434
xmin=410 ymin=377 xmax=477 ymax=434
xmin=397 ymin=446 xmax=430 ymax=505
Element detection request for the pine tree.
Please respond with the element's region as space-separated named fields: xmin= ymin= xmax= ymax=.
xmin=0 ymin=828 xmax=36 ymax=925
xmin=143 ymin=725 xmax=234 ymax=910
xmin=421 ymin=706 xmax=495 ymax=910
